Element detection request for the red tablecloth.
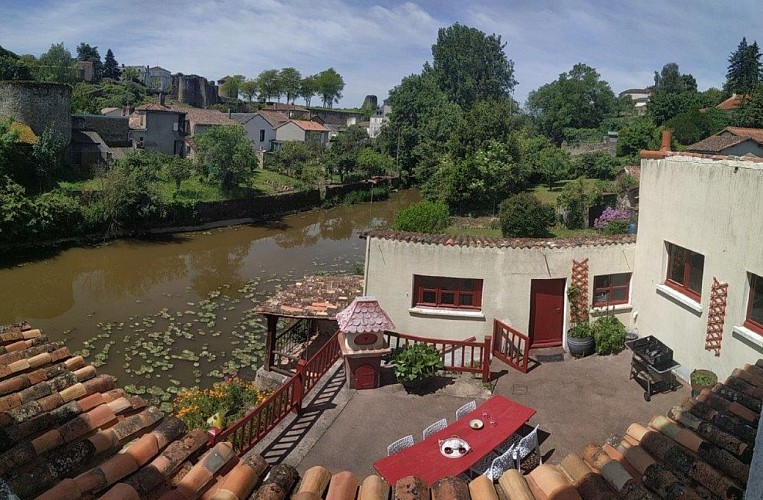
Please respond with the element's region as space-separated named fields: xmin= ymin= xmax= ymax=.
xmin=373 ymin=395 xmax=536 ymax=485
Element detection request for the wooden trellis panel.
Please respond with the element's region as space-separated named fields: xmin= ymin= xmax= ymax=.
xmin=571 ymin=259 xmax=589 ymax=324
xmin=705 ymin=278 xmax=728 ymax=356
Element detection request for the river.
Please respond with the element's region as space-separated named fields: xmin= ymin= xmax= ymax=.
xmin=0 ymin=189 xmax=420 ymax=409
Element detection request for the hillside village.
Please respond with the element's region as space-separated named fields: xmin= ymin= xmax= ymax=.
xmin=0 ymin=17 xmax=762 ymax=500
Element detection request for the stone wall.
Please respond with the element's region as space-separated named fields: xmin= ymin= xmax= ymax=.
xmin=71 ymin=114 xmax=130 ymax=146
xmin=170 ymin=73 xmax=218 ymax=108
xmin=0 ymin=81 xmax=71 ymax=144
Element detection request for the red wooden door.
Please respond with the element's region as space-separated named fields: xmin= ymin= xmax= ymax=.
xmin=529 ymin=279 xmax=565 ymax=348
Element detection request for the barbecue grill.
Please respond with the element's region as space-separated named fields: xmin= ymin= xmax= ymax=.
xmin=625 ymin=335 xmax=680 ymax=401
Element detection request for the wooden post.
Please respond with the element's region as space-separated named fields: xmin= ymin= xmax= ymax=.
xmin=482 ymin=335 xmax=492 ymax=383
xmin=293 ymin=359 xmax=306 ymax=415
xmin=265 ymin=315 xmax=278 ymax=371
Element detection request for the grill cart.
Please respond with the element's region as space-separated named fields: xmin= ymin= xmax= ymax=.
xmin=625 ymin=336 xmax=680 ymax=401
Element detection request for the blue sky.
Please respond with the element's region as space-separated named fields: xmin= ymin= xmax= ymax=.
xmin=1 ymin=0 xmax=761 ymax=107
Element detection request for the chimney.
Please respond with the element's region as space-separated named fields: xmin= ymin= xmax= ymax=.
xmin=660 ymin=130 xmax=671 ymax=152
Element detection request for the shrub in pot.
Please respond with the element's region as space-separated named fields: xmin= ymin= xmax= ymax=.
xmin=567 ymin=322 xmax=594 ymax=357
xmin=392 ymin=343 xmax=444 ymax=388
xmin=690 ymin=369 xmax=717 ymax=396
xmin=591 ymin=316 xmax=626 ymax=355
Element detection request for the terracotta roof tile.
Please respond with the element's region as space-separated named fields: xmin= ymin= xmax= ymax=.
xmin=256 ymin=275 xmax=364 ymax=319
xmin=336 ymin=296 xmax=396 ymax=333
xmin=169 ymin=106 xmax=238 ymax=126
xmin=277 ymin=119 xmax=329 ymax=132
xmin=364 ymin=230 xmax=636 ymax=249
xmin=716 ymin=94 xmax=748 ymax=110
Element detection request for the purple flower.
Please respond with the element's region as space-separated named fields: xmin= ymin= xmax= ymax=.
xmin=594 ymin=207 xmax=631 ymax=230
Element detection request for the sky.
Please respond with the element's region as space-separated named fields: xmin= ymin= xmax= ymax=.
xmin=1 ymin=0 xmax=762 ymax=108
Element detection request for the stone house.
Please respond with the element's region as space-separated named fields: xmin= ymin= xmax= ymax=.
xmin=124 ymin=65 xmax=172 ymax=91
xmin=686 ymin=126 xmax=763 ymax=157
xmin=274 ymin=119 xmax=329 ymax=148
xmin=231 ymin=110 xmax=288 ymax=151
xmin=128 ymin=103 xmax=187 ymax=156
xmin=71 ymin=114 xmax=132 ymax=166
xmin=174 ymin=107 xmax=239 ymax=137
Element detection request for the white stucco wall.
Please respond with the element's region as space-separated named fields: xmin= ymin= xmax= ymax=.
xmin=632 ymin=154 xmax=763 ymax=380
xmin=364 ymin=236 xmax=635 ymax=343
xmin=275 ymin=122 xmax=306 ymax=143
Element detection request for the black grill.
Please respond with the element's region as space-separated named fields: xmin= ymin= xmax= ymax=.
xmin=626 ymin=335 xmax=680 ymax=401
xmin=627 ymin=335 xmax=674 ymax=369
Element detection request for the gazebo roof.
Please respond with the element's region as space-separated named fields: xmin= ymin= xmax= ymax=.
xmin=255 ymin=275 xmax=364 ymax=319
xmin=336 ymin=296 xmax=395 ymax=333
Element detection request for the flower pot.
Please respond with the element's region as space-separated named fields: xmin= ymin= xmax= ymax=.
xmin=567 ymin=336 xmax=594 ymax=357
xmin=690 ymin=369 xmax=717 ymax=397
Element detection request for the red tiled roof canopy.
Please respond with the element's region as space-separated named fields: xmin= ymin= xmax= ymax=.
xmin=363 ymin=230 xmax=635 ymax=249
xmin=255 ymin=275 xmax=364 ymax=319
xmin=336 ymin=296 xmax=395 ymax=333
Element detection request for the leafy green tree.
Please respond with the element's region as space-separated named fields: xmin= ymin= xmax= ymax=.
xmin=356 ymin=148 xmax=394 ymax=177
xmin=239 ymin=78 xmax=259 ymax=102
xmin=557 ymin=178 xmax=602 ymax=229
xmin=299 ymin=75 xmax=317 ymax=106
xmin=31 ymin=126 xmax=66 ymax=190
xmin=394 ymin=200 xmax=450 ymax=233
xmin=279 ymin=67 xmax=302 ymax=104
xmin=571 ymin=152 xmax=623 ymax=180
xmin=220 ymin=74 xmax=245 ymax=99
xmin=35 ymin=42 xmax=77 ymax=83
xmin=0 ymin=45 xmax=32 ymax=80
xmin=0 ymin=118 xmax=20 ymax=177
xmin=734 ymin=85 xmax=763 ymax=127
xmin=267 ymin=141 xmax=323 ymax=178
xmin=725 ymin=37 xmax=763 ymax=95
xmin=194 ymin=125 xmax=257 ymax=191
xmin=163 ymin=156 xmax=193 ymax=192
xmin=315 ymin=68 xmax=344 ymax=108
xmin=103 ymin=49 xmax=120 ymax=79
xmin=535 ymin=146 xmax=571 ymax=189
xmin=76 ymin=43 xmax=103 ymax=80
xmin=499 ymin=193 xmax=555 ymax=238
xmin=526 ymin=63 xmax=616 ymax=144
xmin=0 ymin=175 xmax=34 ymax=241
xmin=616 ymin=118 xmax=660 ymax=157
xmin=665 ymin=107 xmax=729 ymax=145
xmin=431 ymin=23 xmax=516 ymax=110
xmin=447 ymin=98 xmax=518 ymax=158
xmin=121 ymin=66 xmax=141 ymax=83
xmin=256 ymin=69 xmax=281 ymax=102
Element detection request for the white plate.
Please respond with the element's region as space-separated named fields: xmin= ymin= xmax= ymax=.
xmin=469 ymin=419 xmax=484 ymax=430
xmin=439 ymin=436 xmax=471 ymax=458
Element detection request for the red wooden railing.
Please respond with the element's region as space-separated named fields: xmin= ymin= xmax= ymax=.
xmin=492 ymin=319 xmax=530 ymax=373
xmin=384 ymin=331 xmax=492 ymax=383
xmin=212 ymin=329 xmax=342 ymax=456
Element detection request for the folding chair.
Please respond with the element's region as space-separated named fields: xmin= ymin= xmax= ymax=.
xmin=485 ymin=445 xmax=518 ymax=481
xmin=387 ymin=434 xmax=414 ymax=456
xmin=512 ymin=425 xmax=542 ymax=472
xmin=455 ymin=400 xmax=476 ymax=420
xmin=422 ymin=418 xmax=447 ymax=440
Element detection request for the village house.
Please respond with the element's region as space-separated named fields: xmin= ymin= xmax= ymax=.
xmin=274 ymin=119 xmax=330 ymax=148
xmin=368 ymin=101 xmax=391 ymax=139
xmin=123 ymin=65 xmax=172 ymax=92
xmin=128 ymin=102 xmax=187 ymax=156
xmin=619 ymin=88 xmax=651 ymax=116
xmin=231 ymin=110 xmax=289 ymax=151
xmin=686 ymin=126 xmax=763 ymax=157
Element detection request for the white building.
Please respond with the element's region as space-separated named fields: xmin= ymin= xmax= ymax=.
xmin=368 ymin=102 xmax=391 ymax=139
xmin=619 ymin=88 xmax=650 ymax=116
xmin=231 ymin=110 xmax=289 ymax=151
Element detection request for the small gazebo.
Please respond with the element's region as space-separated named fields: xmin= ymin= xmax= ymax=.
xmin=255 ymin=275 xmax=363 ymax=376
xmin=336 ymin=296 xmax=395 ymax=390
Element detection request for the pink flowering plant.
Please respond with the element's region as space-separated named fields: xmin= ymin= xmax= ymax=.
xmin=593 ymin=207 xmax=632 ymax=235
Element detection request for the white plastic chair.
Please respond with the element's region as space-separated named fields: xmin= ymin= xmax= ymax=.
xmin=423 ymin=418 xmax=447 ymax=440
xmin=387 ymin=434 xmax=414 ymax=456
xmin=485 ymin=445 xmax=517 ymax=481
xmin=468 ymin=452 xmax=495 ymax=478
xmin=494 ymin=432 xmax=521 ymax=455
xmin=512 ymin=425 xmax=542 ymax=471
xmin=455 ymin=400 xmax=476 ymax=420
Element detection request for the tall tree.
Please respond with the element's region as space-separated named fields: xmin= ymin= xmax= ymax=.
xmin=256 ymin=69 xmax=281 ymax=102
xmin=102 ymin=48 xmax=120 ymax=79
xmin=239 ymin=78 xmax=259 ymax=102
xmin=279 ymin=67 xmax=302 ymax=104
xmin=0 ymin=45 xmax=32 ymax=80
xmin=431 ymin=23 xmax=516 ymax=110
xmin=299 ymin=75 xmax=317 ymax=106
xmin=194 ymin=125 xmax=257 ymax=191
xmin=526 ymin=63 xmax=616 ymax=144
xmin=315 ymin=68 xmax=344 ymax=108
xmin=725 ymin=37 xmax=763 ymax=95
xmin=35 ymin=42 xmax=76 ymax=83
xmin=220 ymin=74 xmax=245 ymax=99
xmin=76 ymin=43 xmax=103 ymax=80
xmin=648 ymin=63 xmax=705 ymax=124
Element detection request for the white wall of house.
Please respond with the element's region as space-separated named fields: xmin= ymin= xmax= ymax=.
xmin=275 ymin=122 xmax=306 ymax=143
xmin=719 ymin=141 xmax=763 ymax=157
xmin=632 ymin=154 xmax=763 ymax=380
xmin=250 ymin=115 xmax=276 ymax=151
xmin=364 ymin=236 xmax=635 ymax=342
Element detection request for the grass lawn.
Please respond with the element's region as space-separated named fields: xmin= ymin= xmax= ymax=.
xmin=59 ymin=169 xmax=302 ymax=202
xmin=528 ymin=177 xmax=599 ymax=205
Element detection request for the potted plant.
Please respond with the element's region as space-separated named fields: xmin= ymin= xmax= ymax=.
xmin=590 ymin=316 xmax=626 ymax=355
xmin=391 ymin=343 xmax=444 ymax=390
xmin=566 ymin=284 xmax=595 ymax=356
xmin=690 ymin=369 xmax=718 ymax=397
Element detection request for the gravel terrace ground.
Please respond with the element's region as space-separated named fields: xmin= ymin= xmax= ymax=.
xmin=248 ymin=349 xmax=690 ymax=480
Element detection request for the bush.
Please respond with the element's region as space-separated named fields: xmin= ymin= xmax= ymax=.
xmin=391 ymin=343 xmax=444 ymax=382
xmin=498 ymin=193 xmax=555 ymax=238
xmin=567 ymin=323 xmax=592 ymax=338
xmin=394 ymin=200 xmax=450 ymax=233
xmin=557 ymin=178 xmax=602 ymax=229
xmin=593 ymin=206 xmax=631 ymax=235
xmin=591 ymin=316 xmax=626 ymax=355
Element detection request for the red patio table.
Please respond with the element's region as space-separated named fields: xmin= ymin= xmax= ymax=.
xmin=373 ymin=395 xmax=536 ymax=485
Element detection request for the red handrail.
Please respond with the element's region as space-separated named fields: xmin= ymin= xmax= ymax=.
xmin=491 ymin=319 xmax=529 ymax=373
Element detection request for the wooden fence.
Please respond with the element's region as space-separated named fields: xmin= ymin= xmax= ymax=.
xmin=384 ymin=331 xmax=492 ymax=383
xmin=491 ymin=319 xmax=530 ymax=373
xmin=213 ymin=329 xmax=342 ymax=456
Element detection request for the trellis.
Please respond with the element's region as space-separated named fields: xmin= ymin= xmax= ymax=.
xmin=571 ymin=259 xmax=590 ymax=324
xmin=705 ymin=278 xmax=728 ymax=356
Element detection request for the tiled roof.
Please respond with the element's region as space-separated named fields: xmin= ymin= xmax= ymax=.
xmin=687 ymin=127 xmax=763 ymax=154
xmin=363 ymin=230 xmax=636 ymax=249
xmin=717 ymin=94 xmax=748 ymax=110
xmin=725 ymin=126 xmax=763 ymax=143
xmin=255 ymin=275 xmax=363 ymax=319
xmin=263 ymin=103 xmax=307 ymax=112
xmin=336 ymin=297 xmax=396 ymax=333
xmin=258 ymin=110 xmax=290 ymax=127
xmin=254 ymin=359 xmax=760 ymax=499
xmin=0 ymin=323 xmax=267 ymax=499
xmin=135 ymin=103 xmax=185 ymax=114
xmin=169 ymin=106 xmax=238 ymax=126
xmin=278 ymin=119 xmax=329 ymax=132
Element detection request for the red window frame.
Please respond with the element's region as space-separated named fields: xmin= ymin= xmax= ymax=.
xmin=413 ymin=275 xmax=483 ymax=310
xmin=665 ymin=243 xmax=704 ymax=301
xmin=745 ymin=273 xmax=763 ymax=335
xmin=592 ymin=273 xmax=631 ymax=307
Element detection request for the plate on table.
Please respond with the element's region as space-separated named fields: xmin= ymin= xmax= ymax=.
xmin=469 ymin=419 xmax=484 ymax=430
xmin=439 ymin=436 xmax=471 ymax=458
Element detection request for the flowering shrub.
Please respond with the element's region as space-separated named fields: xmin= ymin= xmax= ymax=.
xmin=593 ymin=207 xmax=631 ymax=235
xmin=173 ymin=375 xmax=270 ymax=430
